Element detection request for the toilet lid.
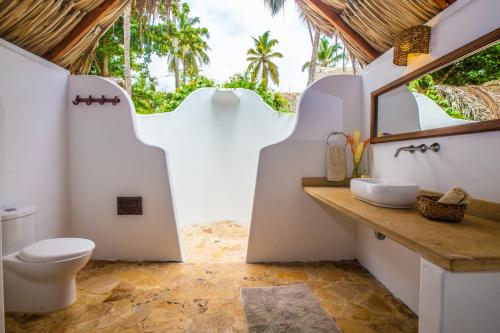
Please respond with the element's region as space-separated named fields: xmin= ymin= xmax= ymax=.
xmin=19 ymin=238 xmax=95 ymax=263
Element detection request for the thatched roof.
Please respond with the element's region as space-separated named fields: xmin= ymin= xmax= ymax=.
xmin=0 ymin=0 xmax=454 ymax=73
xmin=435 ymin=80 xmax=500 ymax=121
xmin=0 ymin=0 xmax=130 ymax=74
xmin=296 ymin=0 xmax=455 ymax=66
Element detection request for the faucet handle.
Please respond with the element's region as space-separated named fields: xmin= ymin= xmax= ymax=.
xmin=429 ymin=143 xmax=440 ymax=152
xmin=417 ymin=144 xmax=428 ymax=153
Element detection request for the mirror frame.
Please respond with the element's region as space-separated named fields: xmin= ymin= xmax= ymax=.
xmin=371 ymin=28 xmax=500 ymax=144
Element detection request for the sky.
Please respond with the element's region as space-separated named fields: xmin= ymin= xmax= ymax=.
xmin=148 ymin=0 xmax=312 ymax=93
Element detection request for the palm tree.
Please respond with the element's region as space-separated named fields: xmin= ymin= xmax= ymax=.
xmin=176 ymin=4 xmax=210 ymax=83
xmin=122 ymin=1 xmax=173 ymax=96
xmin=246 ymin=31 xmax=283 ymax=87
xmin=307 ymin=30 xmax=320 ymax=85
xmin=123 ymin=4 xmax=132 ymax=95
xmin=169 ymin=0 xmax=181 ymax=88
xmin=263 ymin=0 xmax=319 ymax=86
xmin=302 ymin=37 xmax=343 ymax=72
xmin=167 ymin=2 xmax=210 ymax=88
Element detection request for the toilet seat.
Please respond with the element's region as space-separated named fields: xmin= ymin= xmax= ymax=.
xmin=18 ymin=238 xmax=95 ymax=263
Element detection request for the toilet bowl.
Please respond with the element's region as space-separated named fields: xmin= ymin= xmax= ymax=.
xmin=1 ymin=207 xmax=95 ymax=313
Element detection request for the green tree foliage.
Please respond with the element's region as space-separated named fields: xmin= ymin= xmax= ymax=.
xmin=166 ymin=2 xmax=210 ymax=87
xmin=90 ymin=1 xmax=212 ymax=114
xmin=174 ymin=3 xmax=210 ymax=83
xmin=90 ymin=13 xmax=166 ymax=78
xmin=134 ymin=75 xmax=215 ymax=114
xmin=132 ymin=74 xmax=169 ymax=114
xmin=431 ymin=43 xmax=499 ymax=86
xmin=409 ymin=75 xmax=465 ymax=119
xmin=408 ymin=43 xmax=499 ymax=120
xmin=302 ymin=37 xmax=344 ymax=72
xmin=246 ymin=31 xmax=283 ymax=87
xmin=223 ymin=73 xmax=291 ymax=113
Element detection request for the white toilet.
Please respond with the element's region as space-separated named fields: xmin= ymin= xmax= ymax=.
xmin=1 ymin=206 xmax=95 ymax=313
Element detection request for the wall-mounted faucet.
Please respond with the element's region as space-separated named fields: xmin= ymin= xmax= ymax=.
xmin=394 ymin=143 xmax=440 ymax=158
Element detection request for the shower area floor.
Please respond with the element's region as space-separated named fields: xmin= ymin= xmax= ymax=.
xmin=180 ymin=221 xmax=248 ymax=263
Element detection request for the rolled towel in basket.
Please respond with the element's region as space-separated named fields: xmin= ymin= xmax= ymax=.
xmin=438 ymin=187 xmax=471 ymax=205
xmin=327 ymin=145 xmax=347 ymax=181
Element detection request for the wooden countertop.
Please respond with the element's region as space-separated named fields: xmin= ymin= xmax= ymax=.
xmin=304 ymin=187 xmax=500 ymax=272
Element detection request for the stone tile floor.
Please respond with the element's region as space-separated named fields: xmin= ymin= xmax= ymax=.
xmin=6 ymin=221 xmax=418 ymax=333
xmin=181 ymin=221 xmax=248 ymax=263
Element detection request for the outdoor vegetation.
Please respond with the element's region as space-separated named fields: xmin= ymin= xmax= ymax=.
xmin=90 ymin=0 xmax=352 ymax=115
xmin=409 ymin=42 xmax=499 ymax=120
xmin=302 ymin=37 xmax=346 ymax=73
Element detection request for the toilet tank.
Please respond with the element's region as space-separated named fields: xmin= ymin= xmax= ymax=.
xmin=1 ymin=206 xmax=37 ymax=256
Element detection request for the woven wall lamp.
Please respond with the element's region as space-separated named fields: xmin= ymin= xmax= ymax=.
xmin=393 ymin=25 xmax=431 ymax=66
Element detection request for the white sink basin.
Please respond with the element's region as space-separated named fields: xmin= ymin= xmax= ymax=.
xmin=350 ymin=178 xmax=419 ymax=208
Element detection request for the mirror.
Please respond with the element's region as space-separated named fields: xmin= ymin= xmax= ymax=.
xmin=371 ymin=29 xmax=500 ymax=143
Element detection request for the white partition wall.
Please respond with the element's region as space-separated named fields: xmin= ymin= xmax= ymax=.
xmin=247 ymin=75 xmax=362 ymax=262
xmin=1 ymin=39 xmax=71 ymax=329
xmin=68 ymin=76 xmax=182 ymax=261
xmin=0 ymin=39 xmax=70 ymax=240
xmin=136 ymin=88 xmax=296 ymax=226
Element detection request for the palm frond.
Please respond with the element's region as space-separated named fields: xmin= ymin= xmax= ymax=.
xmin=302 ymin=61 xmax=311 ymax=72
xmin=263 ymin=0 xmax=286 ymax=16
xmin=268 ymin=52 xmax=283 ymax=59
xmin=268 ymin=61 xmax=279 ymax=85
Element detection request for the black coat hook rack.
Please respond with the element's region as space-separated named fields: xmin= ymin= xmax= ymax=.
xmin=72 ymin=95 xmax=120 ymax=106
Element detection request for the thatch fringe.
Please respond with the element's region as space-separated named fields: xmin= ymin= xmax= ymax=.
xmin=61 ymin=0 xmax=132 ymax=74
xmin=1 ymin=0 xmax=447 ymax=73
xmin=296 ymin=0 xmax=442 ymax=66
xmin=0 ymin=0 xmax=130 ymax=74
xmin=342 ymin=0 xmax=440 ymax=52
xmin=435 ymin=81 xmax=500 ymax=121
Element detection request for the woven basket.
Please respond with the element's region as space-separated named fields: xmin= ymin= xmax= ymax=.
xmin=417 ymin=195 xmax=467 ymax=223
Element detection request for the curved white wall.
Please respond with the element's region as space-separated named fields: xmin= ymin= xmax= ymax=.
xmin=69 ymin=76 xmax=182 ymax=261
xmin=377 ymin=85 xmax=420 ymax=135
xmin=415 ymin=93 xmax=472 ymax=130
xmin=135 ymin=88 xmax=296 ymax=225
xmin=247 ymin=75 xmax=362 ymax=262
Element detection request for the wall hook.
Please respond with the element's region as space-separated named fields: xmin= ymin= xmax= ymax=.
xmin=71 ymin=95 xmax=120 ymax=106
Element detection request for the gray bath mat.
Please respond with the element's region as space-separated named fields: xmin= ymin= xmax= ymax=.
xmin=240 ymin=284 xmax=342 ymax=333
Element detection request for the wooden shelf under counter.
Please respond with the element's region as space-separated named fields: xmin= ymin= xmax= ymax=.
xmin=303 ymin=186 xmax=500 ymax=272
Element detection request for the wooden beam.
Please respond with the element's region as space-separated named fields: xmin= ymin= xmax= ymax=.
xmin=303 ymin=0 xmax=381 ymax=60
xmin=45 ymin=0 xmax=123 ymax=61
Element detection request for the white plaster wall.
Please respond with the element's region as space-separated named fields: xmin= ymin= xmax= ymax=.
xmin=377 ymin=85 xmax=420 ymax=135
xmin=247 ymin=75 xmax=362 ymax=262
xmin=135 ymin=88 xmax=295 ymax=225
xmin=419 ymin=259 xmax=500 ymax=333
xmin=415 ymin=93 xmax=472 ymax=130
xmin=0 ymin=197 xmax=3 ymax=331
xmin=0 ymin=39 xmax=69 ymax=240
xmin=364 ymin=0 xmax=500 ymax=201
xmin=0 ymin=223 xmax=2 ymax=333
xmin=68 ymin=76 xmax=182 ymax=261
xmin=356 ymin=224 xmax=421 ymax=313
xmin=358 ymin=0 xmax=500 ymax=315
